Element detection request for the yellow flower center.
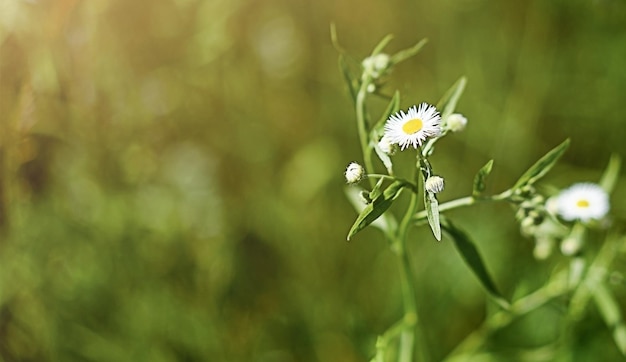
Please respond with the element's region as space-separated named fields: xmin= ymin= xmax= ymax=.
xmin=576 ymin=199 xmax=590 ymax=208
xmin=402 ymin=118 xmax=423 ymax=134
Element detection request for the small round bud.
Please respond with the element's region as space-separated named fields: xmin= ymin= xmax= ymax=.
xmin=560 ymin=236 xmax=583 ymax=256
xmin=520 ymin=200 xmax=535 ymax=211
xmin=520 ymin=217 xmax=537 ymax=237
xmin=425 ymin=176 xmax=445 ymax=194
xmin=531 ymin=195 xmax=545 ymax=205
xmin=377 ymin=135 xmax=396 ymax=155
xmin=521 ymin=216 xmax=535 ymax=230
xmin=345 ymin=162 xmax=365 ymax=184
xmin=446 ymin=113 xmax=468 ymax=132
xmin=545 ymin=196 xmax=559 ymax=215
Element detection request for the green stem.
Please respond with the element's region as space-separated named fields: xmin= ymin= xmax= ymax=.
xmin=393 ymin=156 xmax=425 ymax=362
xmin=444 ymin=233 xmax=623 ymax=361
xmin=443 ymin=268 xmax=570 ymax=360
xmin=355 ymin=75 xmax=376 ymax=187
xmin=413 ymin=190 xmax=512 ymax=222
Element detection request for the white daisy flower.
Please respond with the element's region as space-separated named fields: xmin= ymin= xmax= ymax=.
xmin=384 ymin=103 xmax=441 ymax=150
xmin=555 ymin=183 xmax=609 ymax=222
xmin=345 ymin=162 xmax=365 ymax=184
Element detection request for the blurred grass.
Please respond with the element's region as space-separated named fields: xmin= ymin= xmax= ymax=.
xmin=1 ymin=0 xmax=626 ymax=360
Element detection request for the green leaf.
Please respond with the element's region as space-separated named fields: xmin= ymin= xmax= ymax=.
xmin=390 ymin=38 xmax=428 ymax=65
xmin=371 ymin=90 xmax=400 ymax=136
xmin=425 ymin=192 xmax=441 ymax=241
xmin=338 ymin=55 xmax=357 ymax=103
xmin=513 ymin=138 xmax=570 ymax=190
xmin=347 ymin=180 xmax=411 ymax=240
xmin=599 ymin=154 xmax=621 ymax=194
xmin=472 ymin=160 xmax=494 ymax=197
xmin=369 ymin=92 xmax=400 ymax=175
xmin=345 ymin=187 xmax=397 ymax=236
xmin=593 ymin=283 xmax=626 ymax=356
xmin=441 ymin=217 xmax=510 ymax=309
xmin=436 ymin=76 xmax=467 ymax=120
xmin=329 ymin=23 xmax=344 ymax=53
xmin=371 ymin=34 xmax=395 ymax=55
xmin=373 ymin=142 xmax=393 ymax=175
xmin=369 ymin=177 xmax=385 ymax=200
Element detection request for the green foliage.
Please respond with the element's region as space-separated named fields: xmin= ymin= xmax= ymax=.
xmin=424 ymin=192 xmax=441 ymax=241
xmin=512 ymin=138 xmax=571 ymax=190
xmin=440 ymin=217 xmax=508 ymax=309
xmin=436 ymin=76 xmax=467 ymax=121
xmin=599 ymin=154 xmax=622 ymax=193
xmin=347 ymin=180 xmax=413 ymax=240
xmin=473 ymin=159 xmax=494 ymax=197
xmin=2 ymin=1 xmax=626 ymax=361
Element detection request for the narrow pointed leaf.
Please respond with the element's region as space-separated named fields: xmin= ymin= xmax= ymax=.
xmin=425 ymin=192 xmax=441 ymax=241
xmin=441 ymin=217 xmax=509 ymax=309
xmin=513 ymin=138 xmax=570 ymax=190
xmin=345 ymin=187 xmax=397 ymax=235
xmin=599 ymin=154 xmax=621 ymax=194
xmin=372 ymin=90 xmax=400 ymax=136
xmin=390 ymin=38 xmax=428 ymax=64
xmin=329 ymin=23 xmax=344 ymax=54
xmin=369 ymin=177 xmax=385 ymax=200
xmin=472 ymin=160 xmax=494 ymax=197
xmin=592 ymin=283 xmax=626 ymax=356
xmin=373 ymin=142 xmax=394 ymax=175
xmin=437 ymin=76 xmax=467 ymax=120
xmin=372 ymin=34 xmax=395 ymax=55
xmin=347 ymin=180 xmax=411 ymax=240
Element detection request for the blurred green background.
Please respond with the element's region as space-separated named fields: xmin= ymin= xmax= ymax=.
xmin=1 ymin=0 xmax=626 ymax=361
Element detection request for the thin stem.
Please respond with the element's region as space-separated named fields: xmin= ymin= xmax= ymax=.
xmin=443 ymin=269 xmax=570 ymax=360
xmin=413 ymin=189 xmax=513 ymax=222
xmin=393 ymin=155 xmax=425 ymax=362
xmin=372 ymin=318 xmax=412 ymax=362
xmin=444 ymin=233 xmax=624 ymax=361
xmin=367 ymin=175 xmax=416 ymax=189
xmin=355 ymin=75 xmax=376 ymax=187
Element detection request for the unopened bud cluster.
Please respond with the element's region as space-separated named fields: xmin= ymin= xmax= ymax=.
xmin=512 ymin=185 xmax=562 ymax=259
xmin=362 ymin=53 xmax=391 ymax=80
xmin=515 ymin=194 xmax=546 ymax=236
xmin=362 ymin=53 xmax=392 ymax=93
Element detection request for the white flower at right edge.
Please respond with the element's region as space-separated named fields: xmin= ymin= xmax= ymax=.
xmin=384 ymin=103 xmax=441 ymax=150
xmin=555 ymin=183 xmax=609 ymax=222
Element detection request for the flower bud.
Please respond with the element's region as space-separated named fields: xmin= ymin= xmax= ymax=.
xmin=378 ymin=135 xmax=396 ymax=155
xmin=345 ymin=162 xmax=365 ymax=184
xmin=425 ymin=176 xmax=445 ymax=194
xmin=446 ymin=113 xmax=468 ymax=132
xmin=362 ymin=53 xmax=391 ymax=79
xmin=560 ymin=235 xmax=583 ymax=256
